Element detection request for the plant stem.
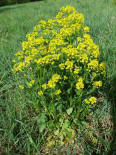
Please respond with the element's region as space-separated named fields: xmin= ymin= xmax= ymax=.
xmin=77 ymin=92 xmax=82 ymax=119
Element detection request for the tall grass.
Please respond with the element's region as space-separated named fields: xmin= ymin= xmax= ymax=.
xmin=0 ymin=0 xmax=116 ymax=154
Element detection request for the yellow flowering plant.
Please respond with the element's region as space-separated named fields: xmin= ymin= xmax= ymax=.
xmin=12 ymin=5 xmax=106 ymax=144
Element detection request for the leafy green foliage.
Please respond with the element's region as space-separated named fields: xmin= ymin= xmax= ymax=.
xmin=112 ymin=0 xmax=116 ymax=4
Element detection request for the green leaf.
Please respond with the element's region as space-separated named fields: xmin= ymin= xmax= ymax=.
xmin=39 ymin=123 xmax=46 ymax=133
xmin=67 ymin=88 xmax=71 ymax=94
xmin=86 ymin=88 xmax=96 ymax=96
xmin=54 ymin=129 xmax=59 ymax=136
xmin=59 ymin=118 xmax=63 ymax=125
xmin=62 ymin=119 xmax=70 ymax=129
xmin=48 ymin=120 xmax=54 ymax=128
xmin=37 ymin=113 xmax=46 ymax=124
xmin=66 ymin=107 xmax=73 ymax=115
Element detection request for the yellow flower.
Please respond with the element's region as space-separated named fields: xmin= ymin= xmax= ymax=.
xmin=83 ymin=34 xmax=91 ymax=39
xmin=101 ymin=71 xmax=106 ymax=76
xmin=24 ymin=56 xmax=32 ymax=66
xmin=22 ymin=41 xmax=28 ymax=51
xmin=92 ymin=45 xmax=100 ymax=58
xmin=28 ymin=80 xmax=35 ymax=87
xmin=85 ymin=97 xmax=97 ymax=104
xmin=89 ymin=97 xmax=97 ymax=104
xmin=65 ymin=59 xmax=73 ymax=71
xmin=80 ymin=53 xmax=88 ymax=63
xmin=47 ymin=74 xmax=61 ymax=89
xmin=76 ymin=77 xmax=84 ymax=90
xmin=47 ymin=80 xmax=56 ymax=89
xmin=63 ymin=76 xmax=68 ymax=80
xmin=56 ymin=12 xmax=63 ymax=19
xmin=88 ymin=60 xmax=99 ymax=70
xmin=52 ymin=74 xmax=61 ymax=82
xmin=74 ymin=66 xmax=80 ymax=74
xmin=84 ymin=26 xmax=90 ymax=32
xmin=100 ymin=62 xmax=106 ymax=75
xmin=62 ymin=47 xmax=78 ymax=58
xmin=12 ymin=62 xmax=25 ymax=73
xmin=60 ymin=5 xmax=75 ymax=14
xmin=19 ymin=85 xmax=24 ymax=90
xmin=55 ymin=89 xmax=61 ymax=95
xmin=77 ymin=37 xmax=82 ymax=42
xmin=85 ymin=99 xmax=90 ymax=104
xmin=12 ymin=59 xmax=16 ymax=63
xmin=42 ymin=84 xmax=47 ymax=90
xmin=38 ymin=91 xmax=43 ymax=96
xmin=15 ymin=51 xmax=23 ymax=56
xmin=93 ymin=81 xmax=102 ymax=88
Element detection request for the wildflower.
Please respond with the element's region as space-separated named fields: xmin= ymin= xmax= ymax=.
xmin=42 ymin=84 xmax=47 ymax=90
xmin=15 ymin=51 xmax=23 ymax=56
xmin=80 ymin=54 xmax=88 ymax=63
xmin=56 ymin=12 xmax=63 ymax=19
xmin=22 ymin=41 xmax=28 ymax=51
xmin=55 ymin=89 xmax=61 ymax=95
xmin=47 ymin=74 xmax=61 ymax=89
xmin=85 ymin=96 xmax=97 ymax=104
xmin=12 ymin=6 xmax=105 ymax=126
xmin=65 ymin=59 xmax=73 ymax=71
xmin=85 ymin=99 xmax=90 ymax=104
xmin=89 ymin=97 xmax=97 ymax=104
xmin=63 ymin=76 xmax=68 ymax=80
xmin=77 ymin=37 xmax=82 ymax=42
xmin=93 ymin=81 xmax=102 ymax=88
xmin=84 ymin=26 xmax=90 ymax=32
xmin=101 ymin=71 xmax=106 ymax=76
xmin=100 ymin=62 xmax=105 ymax=70
xmin=52 ymin=74 xmax=61 ymax=82
xmin=92 ymin=45 xmax=100 ymax=58
xmin=12 ymin=62 xmax=25 ymax=73
xmin=100 ymin=62 xmax=106 ymax=75
xmin=38 ymin=91 xmax=43 ymax=96
xmin=76 ymin=77 xmax=84 ymax=90
xmin=25 ymin=56 xmax=32 ymax=65
xmin=47 ymin=80 xmax=56 ymax=89
xmin=88 ymin=60 xmax=99 ymax=70
xmin=12 ymin=59 xmax=16 ymax=63
xmin=74 ymin=66 xmax=80 ymax=74
xmin=19 ymin=85 xmax=24 ymax=90
xmin=28 ymin=80 xmax=35 ymax=88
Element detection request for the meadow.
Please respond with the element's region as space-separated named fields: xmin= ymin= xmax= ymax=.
xmin=0 ymin=0 xmax=116 ymax=154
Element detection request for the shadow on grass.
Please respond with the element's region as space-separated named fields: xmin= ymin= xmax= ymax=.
xmin=107 ymin=74 xmax=116 ymax=154
xmin=0 ymin=4 xmax=24 ymax=13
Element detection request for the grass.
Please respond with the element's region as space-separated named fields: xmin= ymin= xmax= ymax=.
xmin=0 ymin=0 xmax=116 ymax=154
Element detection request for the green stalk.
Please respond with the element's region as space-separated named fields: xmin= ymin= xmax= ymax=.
xmin=77 ymin=92 xmax=82 ymax=119
xmin=70 ymin=79 xmax=73 ymax=107
xmin=42 ymin=99 xmax=52 ymax=120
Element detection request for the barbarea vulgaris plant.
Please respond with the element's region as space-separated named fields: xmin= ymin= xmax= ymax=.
xmin=12 ymin=5 xmax=106 ymax=146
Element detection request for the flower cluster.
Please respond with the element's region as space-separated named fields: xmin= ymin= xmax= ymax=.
xmin=76 ymin=77 xmax=84 ymax=90
xmin=85 ymin=97 xmax=97 ymax=104
xmin=47 ymin=74 xmax=61 ymax=89
xmin=12 ymin=5 xmax=105 ymax=142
